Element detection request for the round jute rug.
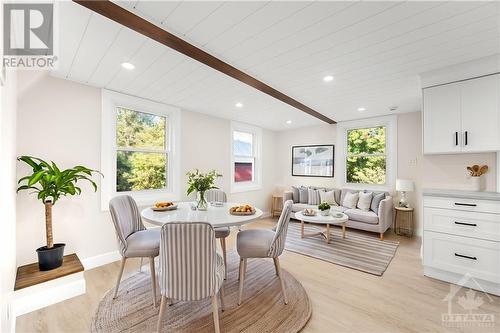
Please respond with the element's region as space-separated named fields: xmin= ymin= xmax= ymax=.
xmin=91 ymin=251 xmax=311 ymax=333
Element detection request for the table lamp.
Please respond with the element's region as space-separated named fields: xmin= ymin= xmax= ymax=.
xmin=396 ymin=179 xmax=414 ymax=208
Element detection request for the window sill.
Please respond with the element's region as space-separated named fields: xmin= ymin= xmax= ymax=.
xmin=101 ymin=190 xmax=179 ymax=211
xmin=343 ymin=182 xmax=393 ymax=193
xmin=230 ymin=183 xmax=263 ymax=194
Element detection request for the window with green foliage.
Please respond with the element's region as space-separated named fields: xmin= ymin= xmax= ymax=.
xmin=116 ymin=107 xmax=168 ymax=192
xmin=346 ymin=126 xmax=386 ymax=185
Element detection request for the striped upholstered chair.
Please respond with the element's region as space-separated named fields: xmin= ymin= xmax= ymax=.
xmin=109 ymin=195 xmax=160 ymax=307
xmin=205 ymin=189 xmax=230 ymax=279
xmin=237 ymin=200 xmax=293 ymax=305
xmin=157 ymin=222 xmax=225 ymax=333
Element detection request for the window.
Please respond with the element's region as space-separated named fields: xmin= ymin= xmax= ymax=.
xmin=116 ymin=108 xmax=168 ymax=192
xmin=337 ymin=115 xmax=396 ymax=190
xmin=231 ymin=122 xmax=262 ymax=192
xmin=101 ymin=90 xmax=181 ymax=209
xmin=233 ymin=131 xmax=254 ymax=183
xmin=346 ymin=126 xmax=386 ymax=185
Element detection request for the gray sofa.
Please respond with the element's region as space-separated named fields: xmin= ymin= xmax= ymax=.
xmin=283 ymin=187 xmax=393 ymax=240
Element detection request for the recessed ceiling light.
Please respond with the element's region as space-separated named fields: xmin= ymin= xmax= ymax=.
xmin=121 ymin=62 xmax=135 ymax=70
xmin=235 ymin=102 xmax=243 ymax=108
xmin=286 ymin=120 xmax=292 ymax=124
xmin=357 ymin=107 xmax=366 ymax=112
xmin=323 ymin=75 xmax=334 ymax=82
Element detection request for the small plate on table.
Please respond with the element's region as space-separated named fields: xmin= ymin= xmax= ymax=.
xmin=211 ymin=201 xmax=224 ymax=207
xmin=152 ymin=203 xmax=178 ymax=212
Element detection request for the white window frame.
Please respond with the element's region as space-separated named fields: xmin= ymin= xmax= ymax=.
xmin=336 ymin=115 xmax=397 ymax=191
xmin=101 ymin=90 xmax=181 ymax=210
xmin=230 ymin=121 xmax=262 ymax=193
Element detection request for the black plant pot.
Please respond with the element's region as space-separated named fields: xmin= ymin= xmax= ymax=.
xmin=36 ymin=243 xmax=65 ymax=271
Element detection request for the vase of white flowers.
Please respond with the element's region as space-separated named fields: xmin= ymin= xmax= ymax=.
xmin=186 ymin=169 xmax=222 ymax=210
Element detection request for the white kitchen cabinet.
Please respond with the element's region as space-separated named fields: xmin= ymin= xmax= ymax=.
xmin=423 ymin=189 xmax=500 ymax=296
xmin=423 ymin=73 xmax=500 ymax=154
xmin=423 ymin=83 xmax=461 ymax=154
xmin=461 ymin=75 xmax=500 ymax=152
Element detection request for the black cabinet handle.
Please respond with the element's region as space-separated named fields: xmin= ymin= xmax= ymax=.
xmin=454 ymin=202 xmax=477 ymax=207
xmin=455 ymin=253 xmax=477 ymax=260
xmin=465 ymin=131 xmax=468 ymax=146
xmin=455 ymin=132 xmax=458 ymax=146
xmin=454 ymin=221 xmax=477 ymax=227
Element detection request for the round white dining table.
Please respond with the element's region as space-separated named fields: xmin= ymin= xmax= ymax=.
xmin=141 ymin=202 xmax=263 ymax=228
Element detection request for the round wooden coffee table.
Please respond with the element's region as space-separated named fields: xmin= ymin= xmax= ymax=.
xmin=295 ymin=210 xmax=349 ymax=244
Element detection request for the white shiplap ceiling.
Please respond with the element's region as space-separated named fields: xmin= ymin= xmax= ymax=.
xmin=51 ymin=1 xmax=500 ymax=130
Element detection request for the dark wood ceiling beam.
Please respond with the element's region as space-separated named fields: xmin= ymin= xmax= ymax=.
xmin=73 ymin=0 xmax=336 ymax=124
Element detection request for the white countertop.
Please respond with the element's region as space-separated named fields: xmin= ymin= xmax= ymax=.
xmin=423 ymin=188 xmax=500 ymax=201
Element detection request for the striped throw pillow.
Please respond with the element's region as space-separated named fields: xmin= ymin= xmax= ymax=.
xmin=308 ymin=188 xmax=322 ymax=205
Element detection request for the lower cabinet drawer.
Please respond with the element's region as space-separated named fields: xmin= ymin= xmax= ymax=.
xmin=423 ymin=231 xmax=500 ymax=283
xmin=424 ymin=208 xmax=500 ymax=242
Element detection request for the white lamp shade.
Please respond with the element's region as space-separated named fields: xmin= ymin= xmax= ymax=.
xmin=396 ymin=179 xmax=414 ymax=192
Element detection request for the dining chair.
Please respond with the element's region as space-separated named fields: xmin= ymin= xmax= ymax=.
xmin=206 ymin=189 xmax=230 ymax=279
xmin=109 ymin=195 xmax=160 ymax=307
xmin=236 ymin=200 xmax=293 ymax=306
xmin=157 ymin=222 xmax=225 ymax=333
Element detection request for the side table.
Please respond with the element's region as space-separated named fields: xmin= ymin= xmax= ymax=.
xmin=394 ymin=206 xmax=414 ymax=237
xmin=271 ymin=195 xmax=283 ymax=218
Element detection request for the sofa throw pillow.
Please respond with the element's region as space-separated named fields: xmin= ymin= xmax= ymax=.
xmin=308 ymin=188 xmax=322 ymax=205
xmin=291 ymin=186 xmax=300 ymax=203
xmin=357 ymin=191 xmax=373 ymax=211
xmin=299 ymin=186 xmax=309 ymax=204
xmin=342 ymin=191 xmax=359 ymax=209
xmin=371 ymin=192 xmax=386 ymax=214
xmin=319 ymin=190 xmax=338 ymax=206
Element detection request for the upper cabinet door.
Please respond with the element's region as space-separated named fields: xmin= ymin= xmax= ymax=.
xmin=460 ymin=74 xmax=500 ymax=153
xmin=423 ymin=83 xmax=461 ymax=154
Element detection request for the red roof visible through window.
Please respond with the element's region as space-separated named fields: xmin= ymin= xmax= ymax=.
xmin=235 ymin=162 xmax=252 ymax=182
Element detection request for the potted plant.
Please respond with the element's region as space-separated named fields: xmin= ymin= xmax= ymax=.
xmin=186 ymin=169 xmax=221 ymax=210
xmin=318 ymin=202 xmax=331 ymax=216
xmin=17 ymin=156 xmax=102 ymax=271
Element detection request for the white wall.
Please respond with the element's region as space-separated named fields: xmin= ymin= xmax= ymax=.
xmin=180 ymin=110 xmax=278 ymax=207
xmin=0 ymin=69 xmax=18 ymax=333
xmin=16 ymin=72 xmax=115 ymax=266
xmin=275 ymin=124 xmax=337 ymax=188
xmin=16 ymin=72 xmax=278 ymax=266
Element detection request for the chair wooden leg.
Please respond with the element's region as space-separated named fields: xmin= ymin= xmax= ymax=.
xmin=211 ymin=295 xmax=221 ymax=333
xmin=274 ymin=257 xmax=288 ymax=305
xmin=150 ymin=257 xmax=157 ymax=307
xmin=220 ymin=237 xmax=227 ymax=280
xmin=156 ymin=296 xmax=167 ymax=333
xmin=219 ymin=286 xmax=226 ymax=311
xmin=273 ymin=257 xmax=280 ymax=276
xmin=113 ymin=257 xmax=126 ymax=299
xmin=380 ymin=232 xmax=384 ymax=241
xmin=238 ymin=258 xmax=247 ymax=305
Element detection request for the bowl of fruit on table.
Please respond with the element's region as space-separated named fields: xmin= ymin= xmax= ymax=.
xmin=229 ymin=204 xmax=256 ymax=215
xmin=152 ymin=201 xmax=177 ymax=211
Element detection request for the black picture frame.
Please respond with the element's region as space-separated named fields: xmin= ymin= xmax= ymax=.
xmin=291 ymin=144 xmax=335 ymax=177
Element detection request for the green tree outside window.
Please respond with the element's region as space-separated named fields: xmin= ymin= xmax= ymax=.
xmin=346 ymin=126 xmax=386 ymax=184
xmin=116 ymin=108 xmax=167 ymax=192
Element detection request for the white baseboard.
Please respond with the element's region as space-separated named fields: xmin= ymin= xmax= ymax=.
xmin=81 ymin=250 xmax=121 ymax=270
xmin=261 ymin=211 xmax=271 ymax=218
xmin=12 ymin=272 xmax=86 ymax=317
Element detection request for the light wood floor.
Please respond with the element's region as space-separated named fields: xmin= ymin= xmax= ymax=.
xmin=16 ymin=218 xmax=500 ymax=333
